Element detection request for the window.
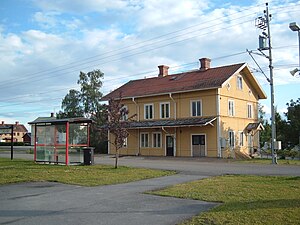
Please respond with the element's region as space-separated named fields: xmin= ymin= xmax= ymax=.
xmin=239 ymin=132 xmax=244 ymax=146
xmin=153 ymin=133 xmax=161 ymax=148
xmin=247 ymin=103 xmax=253 ymax=118
xmin=144 ymin=104 xmax=153 ymax=120
xmin=123 ymin=137 xmax=128 ymax=148
xmin=228 ymin=100 xmax=235 ymax=116
xmin=160 ymin=102 xmax=170 ymax=119
xmin=191 ymin=100 xmax=202 ymax=117
xmin=229 ymin=131 xmax=235 ymax=147
xmin=237 ymin=75 xmax=243 ymax=90
xmin=121 ymin=105 xmax=128 ymax=121
xmin=140 ymin=133 xmax=149 ymax=148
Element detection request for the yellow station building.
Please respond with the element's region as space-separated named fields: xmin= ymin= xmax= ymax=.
xmin=102 ymin=58 xmax=267 ymax=158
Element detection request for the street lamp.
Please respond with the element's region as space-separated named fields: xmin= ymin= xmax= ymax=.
xmin=289 ymin=22 xmax=300 ymax=76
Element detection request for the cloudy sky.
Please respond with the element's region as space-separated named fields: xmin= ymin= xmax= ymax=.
xmin=0 ymin=0 xmax=300 ymax=130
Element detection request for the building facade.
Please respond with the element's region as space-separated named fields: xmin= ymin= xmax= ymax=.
xmin=102 ymin=58 xmax=267 ymax=158
xmin=0 ymin=121 xmax=28 ymax=143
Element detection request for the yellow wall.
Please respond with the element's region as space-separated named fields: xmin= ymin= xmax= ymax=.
xmin=121 ymin=89 xmax=217 ymax=121
xmin=109 ymin=123 xmax=217 ymax=157
xmin=219 ymin=71 xmax=261 ymax=156
xmin=108 ymin=69 xmax=263 ymax=158
xmin=0 ymin=132 xmax=26 ymax=142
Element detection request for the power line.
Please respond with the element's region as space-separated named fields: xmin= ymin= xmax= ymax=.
xmin=1 ymin=3 xmax=299 ymax=112
xmin=2 ymin=4 xmax=264 ymax=82
xmin=0 ymin=7 xmax=265 ymax=89
xmin=1 ymin=4 xmax=299 ymax=91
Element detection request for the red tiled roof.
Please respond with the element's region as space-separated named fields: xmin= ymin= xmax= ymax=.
xmin=102 ymin=63 xmax=245 ymax=100
xmin=0 ymin=124 xmax=28 ymax=132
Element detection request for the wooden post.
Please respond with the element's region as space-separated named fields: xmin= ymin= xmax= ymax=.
xmin=10 ymin=125 xmax=13 ymax=160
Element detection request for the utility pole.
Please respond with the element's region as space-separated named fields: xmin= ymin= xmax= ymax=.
xmin=255 ymin=3 xmax=277 ymax=164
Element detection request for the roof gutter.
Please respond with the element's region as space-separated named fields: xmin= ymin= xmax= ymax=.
xmin=132 ymin=97 xmax=139 ymax=122
xmin=169 ymin=93 xmax=176 ymax=119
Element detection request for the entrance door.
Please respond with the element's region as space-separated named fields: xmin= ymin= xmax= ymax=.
xmin=192 ymin=135 xmax=206 ymax=157
xmin=166 ymin=136 xmax=174 ymax=156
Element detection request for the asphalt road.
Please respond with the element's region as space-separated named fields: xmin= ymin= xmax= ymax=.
xmin=1 ymin=153 xmax=300 ymax=225
xmin=96 ymin=155 xmax=300 ymax=176
xmin=0 ymin=174 xmax=217 ymax=225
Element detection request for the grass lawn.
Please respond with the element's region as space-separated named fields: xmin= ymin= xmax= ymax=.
xmin=150 ymin=175 xmax=300 ymax=225
xmin=236 ymin=158 xmax=300 ymax=166
xmin=0 ymin=157 xmax=175 ymax=186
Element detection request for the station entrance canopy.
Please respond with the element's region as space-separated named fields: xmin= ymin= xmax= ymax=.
xmin=28 ymin=117 xmax=93 ymax=165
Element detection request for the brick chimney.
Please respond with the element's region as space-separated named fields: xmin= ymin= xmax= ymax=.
xmin=50 ymin=112 xmax=55 ymax=117
xmin=15 ymin=121 xmax=19 ymax=125
xmin=1 ymin=121 xmax=4 ymax=125
xmin=158 ymin=65 xmax=169 ymax=77
xmin=199 ymin=58 xmax=211 ymax=71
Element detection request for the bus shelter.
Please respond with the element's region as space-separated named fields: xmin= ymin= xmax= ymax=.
xmin=28 ymin=117 xmax=93 ymax=165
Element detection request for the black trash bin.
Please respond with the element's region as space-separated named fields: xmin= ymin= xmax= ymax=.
xmin=83 ymin=147 xmax=94 ymax=165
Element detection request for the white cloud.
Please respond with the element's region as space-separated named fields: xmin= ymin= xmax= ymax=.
xmin=1 ymin=0 xmax=300 ymax=128
xmin=136 ymin=0 xmax=209 ymax=31
xmin=33 ymin=0 xmax=128 ymax=13
xmin=33 ymin=11 xmax=61 ymax=29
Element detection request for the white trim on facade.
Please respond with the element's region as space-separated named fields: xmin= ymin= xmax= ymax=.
xmin=228 ymin=99 xmax=235 ymax=116
xmin=216 ymin=89 xmax=221 ymax=157
xmin=247 ymin=103 xmax=253 ymax=118
xmin=152 ymin=132 xmax=162 ymax=148
xmin=190 ymin=99 xmax=202 ymax=117
xmin=140 ymin=132 xmax=150 ymax=148
xmin=160 ymin=102 xmax=170 ymax=119
xmin=144 ymin=103 xmax=154 ymax=120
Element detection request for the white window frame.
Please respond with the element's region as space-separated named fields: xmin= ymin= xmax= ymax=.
xmin=152 ymin=132 xmax=162 ymax=148
xmin=239 ymin=131 xmax=244 ymax=147
xmin=190 ymin=100 xmax=202 ymax=117
xmin=228 ymin=100 xmax=235 ymax=116
xmin=229 ymin=130 xmax=235 ymax=148
xmin=237 ymin=75 xmax=243 ymax=90
xmin=144 ymin=104 xmax=154 ymax=120
xmin=247 ymin=103 xmax=253 ymax=118
xmin=160 ymin=102 xmax=170 ymax=119
xmin=121 ymin=105 xmax=128 ymax=121
xmin=140 ymin=132 xmax=150 ymax=148
xmin=123 ymin=137 xmax=128 ymax=148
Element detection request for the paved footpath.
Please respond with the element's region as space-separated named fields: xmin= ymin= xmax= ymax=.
xmin=0 ymin=153 xmax=300 ymax=225
xmin=0 ymin=174 xmax=217 ymax=225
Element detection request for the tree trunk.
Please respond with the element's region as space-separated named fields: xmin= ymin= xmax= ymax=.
xmin=115 ymin=149 xmax=119 ymax=169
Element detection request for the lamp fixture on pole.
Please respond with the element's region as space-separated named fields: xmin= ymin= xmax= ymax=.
xmin=289 ymin=22 xmax=300 ymax=77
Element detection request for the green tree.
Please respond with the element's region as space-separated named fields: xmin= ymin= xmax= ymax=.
xmin=58 ymin=69 xmax=107 ymax=153
xmin=275 ymin=109 xmax=288 ymax=149
xmin=57 ymin=89 xmax=84 ymax=118
xmin=77 ymin=70 xmax=104 ymax=117
xmin=77 ymin=70 xmax=107 ymax=153
xmin=258 ymin=103 xmax=271 ymax=147
xmin=285 ymin=98 xmax=300 ymax=147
